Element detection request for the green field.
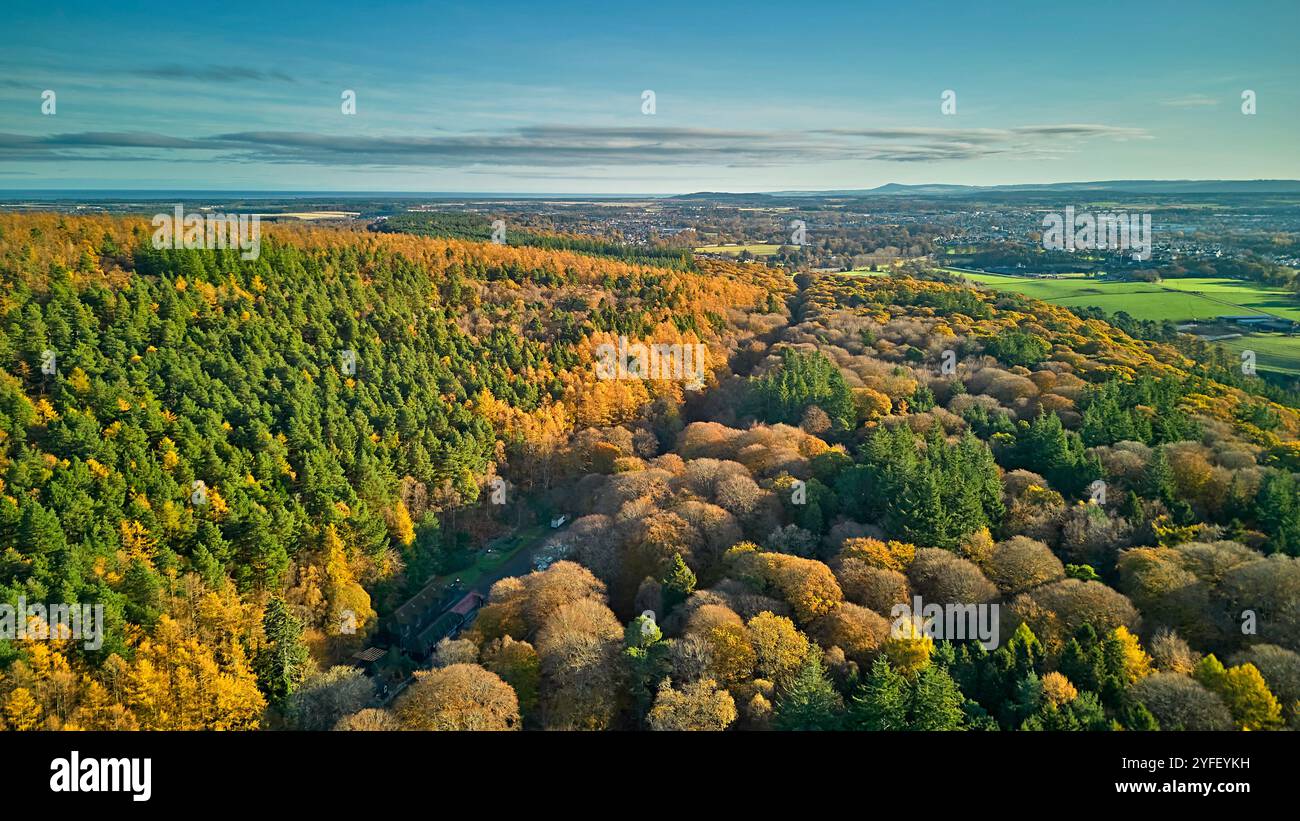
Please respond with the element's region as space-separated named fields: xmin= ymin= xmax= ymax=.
xmin=1220 ymin=335 xmax=1300 ymax=376
xmin=695 ymin=243 xmax=784 ymax=256
xmin=431 ymin=524 xmax=547 ymax=588
xmin=947 ymin=269 xmax=1300 ymax=321
xmin=945 ymin=268 xmax=1300 ymax=374
xmin=1162 ymin=277 xmax=1300 ymax=323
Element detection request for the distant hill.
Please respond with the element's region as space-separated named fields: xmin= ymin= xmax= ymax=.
xmin=770 ymin=179 xmax=1300 ymax=196
xmin=669 ymin=191 xmax=775 ymax=202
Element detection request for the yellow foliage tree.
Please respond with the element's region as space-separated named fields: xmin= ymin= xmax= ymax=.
xmin=2 ymin=687 xmax=42 ymax=731
xmin=882 ymin=614 xmax=933 ymax=676
xmin=1041 ymin=671 xmax=1079 ymax=707
xmin=1110 ymin=625 xmax=1153 ymax=683
xmin=840 ymin=537 xmax=916 ymax=573
xmin=746 ymin=611 xmax=810 ymax=689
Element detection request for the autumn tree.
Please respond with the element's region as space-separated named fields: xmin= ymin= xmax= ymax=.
xmin=333 ymin=708 xmax=400 ymax=731
xmin=394 ymin=664 xmax=520 ymax=731
xmin=1132 ymin=673 xmax=1233 ymax=731
xmin=286 ymin=666 xmax=374 ymax=731
xmin=481 ymin=636 xmax=541 ymax=721
xmin=1194 ymin=654 xmax=1283 ymax=731
xmin=536 ymin=598 xmax=625 ymax=729
xmin=647 ymin=679 xmax=737 ymax=731
xmin=746 ymin=611 xmax=810 ymax=690
xmin=985 ymin=536 xmax=1065 ymax=595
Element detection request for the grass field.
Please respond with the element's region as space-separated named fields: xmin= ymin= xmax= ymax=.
xmin=431 ymin=525 xmax=547 ymax=588
xmin=1161 ymin=277 xmax=1300 ymax=323
xmin=695 ymin=243 xmax=784 ymax=256
xmin=945 ymin=268 xmax=1300 ymax=375
xmin=1220 ymin=335 xmax=1300 ymax=376
xmin=946 ymin=269 xmax=1300 ymax=322
xmin=262 ymin=211 xmax=360 ymax=220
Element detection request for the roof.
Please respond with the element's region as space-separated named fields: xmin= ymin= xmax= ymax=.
xmin=449 ymin=591 xmax=486 ymax=616
xmin=352 ymin=647 xmax=385 ymax=663
xmin=392 ymin=579 xmax=447 ymax=625
xmin=416 ymin=611 xmax=464 ymax=648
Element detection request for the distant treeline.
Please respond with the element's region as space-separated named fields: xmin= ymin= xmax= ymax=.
xmin=919 ymin=267 xmax=1300 ymax=406
xmin=955 ymin=242 xmax=1299 ymax=296
xmin=375 ymin=212 xmax=698 ymax=271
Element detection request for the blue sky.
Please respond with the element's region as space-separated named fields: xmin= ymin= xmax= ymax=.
xmin=2 ymin=0 xmax=1297 ymax=192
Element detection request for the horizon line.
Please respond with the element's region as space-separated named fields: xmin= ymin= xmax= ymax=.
xmin=3 ymin=177 xmax=1300 ymax=201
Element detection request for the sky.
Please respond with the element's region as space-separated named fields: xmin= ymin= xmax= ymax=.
xmin=1 ymin=0 xmax=1297 ymax=193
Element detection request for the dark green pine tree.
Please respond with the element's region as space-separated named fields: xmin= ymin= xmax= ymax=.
xmin=959 ymin=430 xmax=1007 ymax=526
xmin=19 ymin=500 xmax=68 ymax=558
xmin=1143 ymin=446 xmax=1178 ymax=505
xmin=1012 ymin=412 xmax=1070 ymax=476
xmin=773 ymin=648 xmax=844 ymax=731
xmin=1256 ymin=470 xmax=1300 ymax=556
xmin=120 ymin=558 xmax=163 ymax=629
xmin=993 ymin=623 xmax=1045 ymax=708
xmin=1119 ymin=700 xmax=1160 ymax=731
xmin=750 ymin=348 xmax=855 ymax=430
xmin=255 ymin=597 xmax=311 ymax=707
xmin=624 ymin=615 xmax=670 ymax=725
xmin=950 ymin=641 xmax=1001 ymax=712
xmin=1121 ymin=490 xmax=1145 ymax=523
xmin=909 ymin=665 xmax=967 ymax=730
xmin=897 ymin=466 xmax=950 ymax=548
xmin=1059 ymin=637 xmax=1102 ymax=693
xmin=850 ymin=656 xmax=909 ymax=730
xmin=1080 ymin=386 xmax=1134 ymax=447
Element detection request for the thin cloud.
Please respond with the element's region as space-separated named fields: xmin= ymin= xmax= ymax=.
xmin=1160 ymin=94 xmax=1221 ymax=108
xmin=0 ymin=122 xmax=1153 ymax=168
xmin=816 ymin=124 xmax=1150 ymax=141
xmin=131 ymin=64 xmax=296 ymax=83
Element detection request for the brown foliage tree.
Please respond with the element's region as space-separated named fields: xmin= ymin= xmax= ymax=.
xmin=393 ymin=664 xmax=520 ymax=731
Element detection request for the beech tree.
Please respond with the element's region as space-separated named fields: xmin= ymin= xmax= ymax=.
xmin=394 ymin=664 xmax=520 ymax=731
xmin=1132 ymin=673 xmax=1233 ymax=731
xmin=286 ymin=666 xmax=373 ymax=731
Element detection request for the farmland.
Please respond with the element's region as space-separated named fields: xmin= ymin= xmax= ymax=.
xmin=1220 ymin=334 xmax=1300 ymax=376
xmin=694 ymin=243 xmax=785 ymax=256
xmin=945 ymin=268 xmax=1300 ymax=373
xmin=947 ymin=268 xmax=1300 ymax=320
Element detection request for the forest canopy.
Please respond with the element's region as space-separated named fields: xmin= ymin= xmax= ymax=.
xmin=0 ymin=215 xmax=1296 ymax=733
